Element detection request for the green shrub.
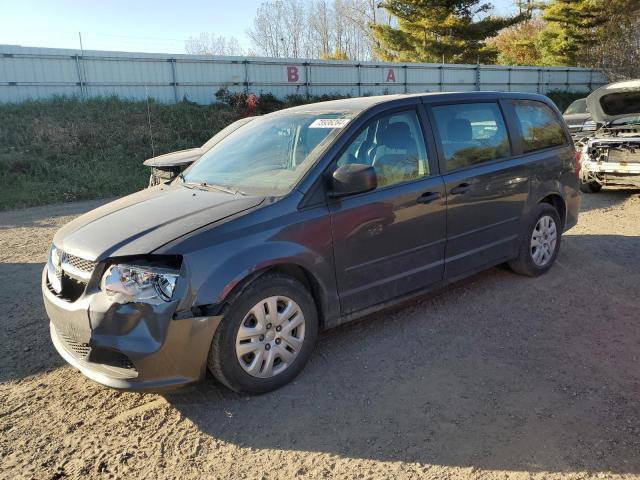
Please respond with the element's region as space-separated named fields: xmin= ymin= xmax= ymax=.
xmin=545 ymin=90 xmax=590 ymax=112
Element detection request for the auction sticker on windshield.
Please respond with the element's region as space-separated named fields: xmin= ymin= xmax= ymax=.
xmin=309 ymin=118 xmax=350 ymax=128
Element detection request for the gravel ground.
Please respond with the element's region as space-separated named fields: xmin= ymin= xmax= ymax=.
xmin=1 ymin=191 xmax=639 ymax=480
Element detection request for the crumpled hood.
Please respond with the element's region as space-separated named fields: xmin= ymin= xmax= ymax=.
xmin=587 ymin=80 xmax=640 ymax=124
xmin=143 ymin=148 xmax=204 ymax=168
xmin=54 ymin=184 xmax=264 ymax=261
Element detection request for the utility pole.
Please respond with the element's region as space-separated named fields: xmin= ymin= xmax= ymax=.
xmin=77 ymin=32 xmax=87 ymax=101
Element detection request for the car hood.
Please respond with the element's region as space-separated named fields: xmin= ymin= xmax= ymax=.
xmin=53 ymin=185 xmax=264 ymax=261
xmin=143 ymin=148 xmax=204 ymax=168
xmin=587 ymin=80 xmax=640 ymax=123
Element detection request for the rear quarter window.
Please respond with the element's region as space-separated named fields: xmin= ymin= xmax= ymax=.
xmin=512 ymin=100 xmax=567 ymax=152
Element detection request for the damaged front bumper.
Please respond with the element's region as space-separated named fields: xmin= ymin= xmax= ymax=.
xmin=42 ymin=267 xmax=222 ymax=391
xmin=581 ymin=160 xmax=640 ymax=188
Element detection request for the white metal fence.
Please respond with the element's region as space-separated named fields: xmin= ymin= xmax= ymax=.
xmin=0 ymin=45 xmax=608 ymax=104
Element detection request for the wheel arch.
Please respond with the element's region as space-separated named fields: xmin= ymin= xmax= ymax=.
xmin=538 ymin=193 xmax=567 ymax=229
xmin=200 ymin=260 xmax=332 ymax=331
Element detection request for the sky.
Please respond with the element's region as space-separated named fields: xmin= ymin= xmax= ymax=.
xmin=0 ymin=0 xmax=518 ymax=54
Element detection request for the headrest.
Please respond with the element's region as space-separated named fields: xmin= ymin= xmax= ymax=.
xmin=378 ymin=122 xmax=412 ymax=149
xmin=447 ymin=118 xmax=472 ymax=142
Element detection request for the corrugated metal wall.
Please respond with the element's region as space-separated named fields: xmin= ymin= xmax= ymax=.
xmin=0 ymin=45 xmax=608 ymax=104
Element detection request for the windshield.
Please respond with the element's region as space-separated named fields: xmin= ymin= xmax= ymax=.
xmin=610 ymin=115 xmax=640 ymax=126
xmin=182 ymin=110 xmax=353 ymax=196
xmin=201 ymin=117 xmax=256 ymax=150
xmin=564 ymin=98 xmax=587 ymax=115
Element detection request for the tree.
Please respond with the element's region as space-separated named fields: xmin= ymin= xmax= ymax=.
xmin=487 ymin=16 xmax=546 ymax=65
xmin=372 ymin=0 xmax=527 ymax=64
xmin=307 ymin=0 xmax=333 ymax=57
xmin=185 ymin=33 xmax=244 ymax=56
xmin=334 ymin=0 xmax=391 ymax=60
xmin=538 ymin=0 xmax=608 ymax=66
xmin=579 ymin=0 xmax=640 ymax=77
xmin=247 ymin=0 xmax=387 ymax=60
xmin=320 ymin=48 xmax=350 ymax=60
xmin=247 ymin=0 xmax=308 ymax=58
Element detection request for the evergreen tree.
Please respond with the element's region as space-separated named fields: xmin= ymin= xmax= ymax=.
xmin=371 ymin=0 xmax=527 ymax=64
xmin=539 ymin=0 xmax=608 ymax=66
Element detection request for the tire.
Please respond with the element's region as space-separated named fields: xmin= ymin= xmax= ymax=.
xmin=508 ymin=203 xmax=562 ymax=277
xmin=207 ymin=272 xmax=318 ymax=394
xmin=579 ymin=180 xmax=602 ymax=193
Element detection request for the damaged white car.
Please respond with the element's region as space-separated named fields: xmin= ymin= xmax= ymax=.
xmin=578 ymin=80 xmax=640 ymax=193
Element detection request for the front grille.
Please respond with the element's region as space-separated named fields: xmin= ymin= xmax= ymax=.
xmin=56 ymin=328 xmax=137 ymax=371
xmin=48 ymin=250 xmax=96 ymax=302
xmin=63 ymin=253 xmax=97 ymax=274
xmin=54 ymin=274 xmax=87 ymax=303
xmin=58 ymin=329 xmax=91 ymax=359
xmin=89 ymin=349 xmax=136 ymax=370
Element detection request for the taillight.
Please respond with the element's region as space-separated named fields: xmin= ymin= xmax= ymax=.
xmin=575 ymin=150 xmax=582 ymax=178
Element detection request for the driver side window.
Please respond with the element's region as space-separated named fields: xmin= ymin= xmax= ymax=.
xmin=336 ymin=110 xmax=429 ymax=188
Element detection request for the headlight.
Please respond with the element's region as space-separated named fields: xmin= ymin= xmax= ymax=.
xmin=582 ymin=121 xmax=597 ymax=132
xmin=47 ymin=244 xmax=62 ymax=293
xmin=50 ymin=245 xmax=61 ymax=266
xmin=102 ymin=264 xmax=179 ymax=304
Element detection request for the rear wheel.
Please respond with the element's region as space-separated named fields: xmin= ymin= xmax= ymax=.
xmin=207 ymin=273 xmax=318 ymax=394
xmin=508 ymin=203 xmax=562 ymax=277
xmin=579 ymin=180 xmax=602 ymax=193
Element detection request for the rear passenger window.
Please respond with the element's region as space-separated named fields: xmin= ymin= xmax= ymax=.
xmin=511 ymin=100 xmax=567 ymax=152
xmin=432 ymin=103 xmax=511 ymax=171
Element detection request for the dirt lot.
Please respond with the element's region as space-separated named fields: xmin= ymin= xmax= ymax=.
xmin=1 ymin=190 xmax=639 ymax=480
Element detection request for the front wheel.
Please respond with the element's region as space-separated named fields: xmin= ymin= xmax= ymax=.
xmin=207 ymin=273 xmax=318 ymax=394
xmin=508 ymin=203 xmax=562 ymax=277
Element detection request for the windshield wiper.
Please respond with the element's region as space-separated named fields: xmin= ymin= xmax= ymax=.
xmin=198 ymin=182 xmax=246 ymax=196
xmin=177 ymin=173 xmax=200 ymax=189
xmin=178 ymin=173 xmax=246 ymax=195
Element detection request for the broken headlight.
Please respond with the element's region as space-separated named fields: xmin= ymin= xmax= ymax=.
xmin=101 ymin=264 xmax=179 ymax=304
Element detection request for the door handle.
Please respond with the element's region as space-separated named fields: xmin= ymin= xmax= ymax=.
xmin=416 ymin=192 xmax=441 ymax=204
xmin=450 ymin=182 xmax=471 ymax=195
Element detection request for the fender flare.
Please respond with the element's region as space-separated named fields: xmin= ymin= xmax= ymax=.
xmin=191 ymin=241 xmax=337 ymax=323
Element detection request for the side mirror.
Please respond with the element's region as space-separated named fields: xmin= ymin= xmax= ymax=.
xmin=329 ymin=163 xmax=377 ymax=198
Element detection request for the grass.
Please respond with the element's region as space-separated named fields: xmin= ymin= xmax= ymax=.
xmin=0 ymin=90 xmax=588 ymax=210
xmin=0 ymin=96 xmax=242 ymax=210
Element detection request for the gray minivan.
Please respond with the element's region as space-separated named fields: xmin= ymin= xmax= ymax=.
xmin=42 ymin=92 xmax=581 ymax=393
